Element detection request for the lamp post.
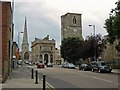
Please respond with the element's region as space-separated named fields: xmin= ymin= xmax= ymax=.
xmin=89 ymin=25 xmax=96 ymax=61
xmin=18 ymin=32 xmax=23 ymax=59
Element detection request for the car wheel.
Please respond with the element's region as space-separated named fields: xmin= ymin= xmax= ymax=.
xmin=83 ymin=68 xmax=85 ymax=71
xmin=108 ymin=71 xmax=111 ymax=73
xmin=98 ymin=69 xmax=101 ymax=73
xmin=92 ymin=68 xmax=94 ymax=72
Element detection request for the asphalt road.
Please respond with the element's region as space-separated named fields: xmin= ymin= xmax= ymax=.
xmin=37 ymin=67 xmax=119 ymax=89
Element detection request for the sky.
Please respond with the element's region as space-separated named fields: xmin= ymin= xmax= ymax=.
xmin=2 ymin=0 xmax=117 ymax=50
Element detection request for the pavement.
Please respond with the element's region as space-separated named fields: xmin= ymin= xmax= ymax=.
xmin=112 ymin=69 xmax=120 ymax=74
xmin=1 ymin=65 xmax=54 ymax=90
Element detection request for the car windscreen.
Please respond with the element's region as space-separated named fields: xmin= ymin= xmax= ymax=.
xmin=101 ymin=62 xmax=106 ymax=66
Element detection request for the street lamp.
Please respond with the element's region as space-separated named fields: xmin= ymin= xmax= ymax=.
xmin=18 ymin=32 xmax=23 ymax=59
xmin=89 ymin=25 xmax=96 ymax=61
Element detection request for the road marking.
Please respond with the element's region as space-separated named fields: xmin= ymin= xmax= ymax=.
xmin=40 ymin=79 xmax=55 ymax=89
xmin=91 ymin=76 xmax=112 ymax=83
xmin=79 ymin=73 xmax=112 ymax=83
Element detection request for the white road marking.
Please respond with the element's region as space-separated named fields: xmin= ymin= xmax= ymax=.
xmin=79 ymin=73 xmax=112 ymax=83
xmin=91 ymin=76 xmax=112 ymax=83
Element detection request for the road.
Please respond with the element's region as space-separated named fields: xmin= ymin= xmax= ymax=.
xmin=37 ymin=66 xmax=119 ymax=89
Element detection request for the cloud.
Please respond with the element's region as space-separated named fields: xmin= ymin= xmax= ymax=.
xmin=12 ymin=0 xmax=117 ymax=50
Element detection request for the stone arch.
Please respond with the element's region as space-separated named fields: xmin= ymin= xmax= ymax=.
xmin=50 ymin=54 xmax=53 ymax=63
xmin=44 ymin=54 xmax=48 ymax=65
xmin=39 ymin=54 xmax=42 ymax=63
xmin=24 ymin=52 xmax=29 ymax=59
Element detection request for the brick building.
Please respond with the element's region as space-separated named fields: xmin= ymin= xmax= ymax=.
xmin=12 ymin=42 xmax=18 ymax=68
xmin=1 ymin=2 xmax=13 ymax=83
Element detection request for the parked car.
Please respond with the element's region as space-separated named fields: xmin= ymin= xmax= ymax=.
xmin=68 ymin=63 xmax=75 ymax=69
xmin=37 ymin=63 xmax=45 ymax=68
xmin=79 ymin=64 xmax=92 ymax=71
xmin=91 ymin=61 xmax=112 ymax=73
xmin=61 ymin=62 xmax=69 ymax=68
xmin=24 ymin=61 xmax=29 ymax=64
xmin=17 ymin=60 xmax=22 ymax=65
xmin=61 ymin=62 xmax=75 ymax=69
xmin=47 ymin=63 xmax=53 ymax=67
xmin=28 ymin=62 xmax=33 ymax=66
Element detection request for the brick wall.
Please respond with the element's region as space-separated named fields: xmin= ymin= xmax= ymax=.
xmin=1 ymin=2 xmax=12 ymax=83
xmin=0 ymin=2 xmax=2 ymax=80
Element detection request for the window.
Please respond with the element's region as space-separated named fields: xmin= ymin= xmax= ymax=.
xmin=73 ymin=16 xmax=76 ymax=24
xmin=50 ymin=55 xmax=53 ymax=63
xmin=40 ymin=46 xmax=42 ymax=50
xmin=51 ymin=46 xmax=53 ymax=50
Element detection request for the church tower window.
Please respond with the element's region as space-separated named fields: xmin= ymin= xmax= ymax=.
xmin=73 ymin=16 xmax=76 ymax=24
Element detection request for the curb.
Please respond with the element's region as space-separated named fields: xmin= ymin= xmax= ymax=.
xmin=46 ymin=81 xmax=55 ymax=90
xmin=40 ymin=78 xmax=55 ymax=90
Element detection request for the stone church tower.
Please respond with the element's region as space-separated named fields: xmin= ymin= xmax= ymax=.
xmin=22 ymin=17 xmax=29 ymax=60
xmin=61 ymin=13 xmax=83 ymax=41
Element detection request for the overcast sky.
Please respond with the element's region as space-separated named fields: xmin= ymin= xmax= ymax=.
xmin=3 ymin=0 xmax=117 ymax=50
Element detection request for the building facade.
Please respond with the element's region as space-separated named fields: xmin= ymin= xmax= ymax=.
xmin=12 ymin=42 xmax=18 ymax=68
xmin=54 ymin=48 xmax=64 ymax=65
xmin=22 ymin=17 xmax=29 ymax=61
xmin=12 ymin=42 xmax=18 ymax=59
xmin=31 ymin=35 xmax=56 ymax=65
xmin=101 ymin=39 xmax=120 ymax=63
xmin=61 ymin=13 xmax=83 ymax=41
xmin=1 ymin=2 xmax=13 ymax=83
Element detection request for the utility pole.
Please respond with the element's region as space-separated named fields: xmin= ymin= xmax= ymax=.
xmin=89 ymin=25 xmax=96 ymax=61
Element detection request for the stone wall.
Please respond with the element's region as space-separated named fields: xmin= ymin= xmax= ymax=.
xmin=31 ymin=36 xmax=56 ymax=65
xmin=61 ymin=13 xmax=82 ymax=41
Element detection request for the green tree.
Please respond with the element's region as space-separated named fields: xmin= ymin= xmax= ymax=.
xmin=81 ymin=34 xmax=105 ymax=61
xmin=104 ymin=0 xmax=120 ymax=51
xmin=61 ymin=37 xmax=83 ymax=64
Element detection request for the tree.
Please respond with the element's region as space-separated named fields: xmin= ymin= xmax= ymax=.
xmin=104 ymin=0 xmax=120 ymax=52
xmin=81 ymin=34 xmax=105 ymax=61
xmin=61 ymin=37 xmax=83 ymax=64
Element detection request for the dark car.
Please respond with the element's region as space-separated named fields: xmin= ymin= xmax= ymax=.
xmin=91 ymin=61 xmax=112 ymax=73
xmin=79 ymin=64 xmax=92 ymax=71
xmin=47 ymin=63 xmax=53 ymax=67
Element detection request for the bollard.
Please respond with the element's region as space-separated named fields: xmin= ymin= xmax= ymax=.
xmin=31 ymin=68 xmax=34 ymax=79
xmin=35 ymin=70 xmax=38 ymax=84
xmin=43 ymin=74 xmax=46 ymax=90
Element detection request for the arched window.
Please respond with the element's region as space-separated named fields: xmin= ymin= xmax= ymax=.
xmin=44 ymin=54 xmax=48 ymax=65
xmin=40 ymin=46 xmax=42 ymax=50
xmin=50 ymin=55 xmax=53 ymax=63
xmin=24 ymin=52 xmax=29 ymax=59
xmin=73 ymin=16 xmax=76 ymax=24
xmin=39 ymin=55 xmax=42 ymax=60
